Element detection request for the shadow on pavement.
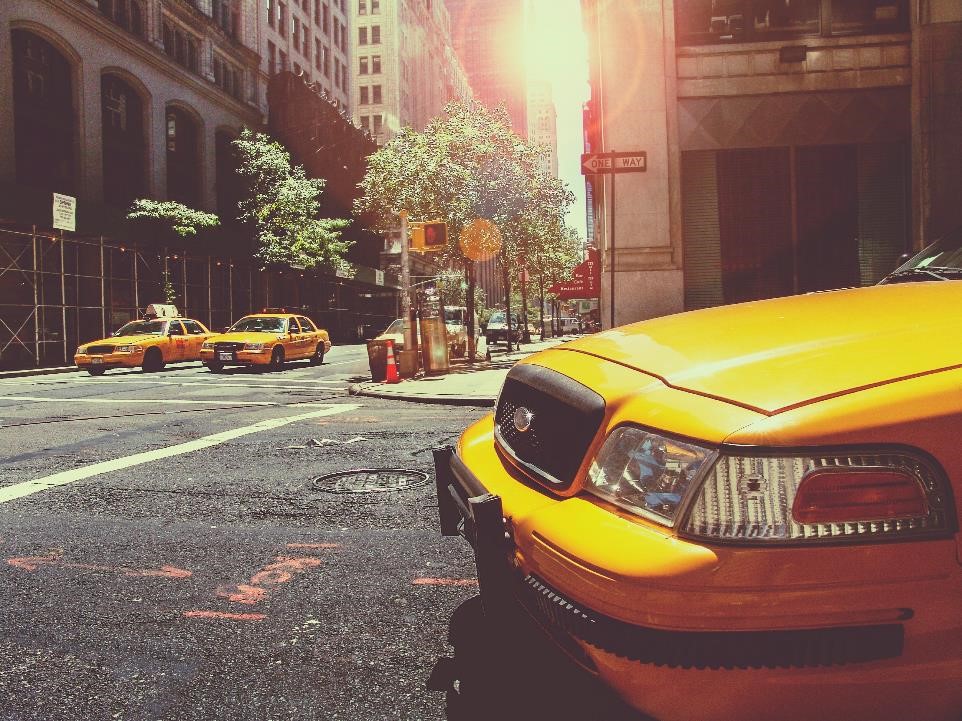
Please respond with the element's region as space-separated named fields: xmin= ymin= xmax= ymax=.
xmin=428 ymin=596 xmax=651 ymax=721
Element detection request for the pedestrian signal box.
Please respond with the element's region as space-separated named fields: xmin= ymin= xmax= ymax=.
xmin=409 ymin=221 xmax=447 ymax=252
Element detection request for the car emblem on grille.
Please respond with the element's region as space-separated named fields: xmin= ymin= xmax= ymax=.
xmin=513 ymin=407 xmax=535 ymax=433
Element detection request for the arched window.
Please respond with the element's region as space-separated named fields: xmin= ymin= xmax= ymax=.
xmin=215 ymin=130 xmax=242 ymax=219
xmin=101 ymin=74 xmax=146 ymax=208
xmin=166 ymin=107 xmax=200 ymax=206
xmin=11 ymin=30 xmax=75 ymax=193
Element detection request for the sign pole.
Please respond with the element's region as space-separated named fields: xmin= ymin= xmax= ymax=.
xmin=399 ymin=210 xmax=412 ymax=349
xmin=610 ymin=163 xmax=616 ymax=329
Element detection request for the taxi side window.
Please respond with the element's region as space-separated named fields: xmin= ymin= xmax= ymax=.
xmin=168 ymin=321 xmax=185 ymax=336
xmin=288 ymin=317 xmax=301 ymax=333
xmin=298 ymin=316 xmax=317 ymax=332
xmin=183 ymin=320 xmax=205 ymax=335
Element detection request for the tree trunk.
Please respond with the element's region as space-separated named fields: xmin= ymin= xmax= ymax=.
xmin=466 ymin=259 xmax=476 ymax=362
xmin=502 ymin=263 xmax=513 ymax=353
xmin=538 ymin=279 xmax=545 ymax=340
xmin=520 ymin=272 xmax=530 ymax=344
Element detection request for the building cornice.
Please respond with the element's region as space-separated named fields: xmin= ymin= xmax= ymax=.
xmin=48 ymin=0 xmax=262 ymax=123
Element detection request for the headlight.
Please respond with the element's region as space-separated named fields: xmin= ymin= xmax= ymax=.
xmin=77 ymin=346 xmax=87 ymax=355
xmin=244 ymin=342 xmax=265 ymax=351
xmin=201 ymin=341 xmax=214 ymax=349
xmin=587 ymin=427 xmax=714 ymax=526
xmin=681 ymin=450 xmax=951 ymax=544
xmin=116 ymin=345 xmax=142 ymax=353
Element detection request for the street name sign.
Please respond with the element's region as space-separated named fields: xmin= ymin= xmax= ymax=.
xmin=581 ymin=152 xmax=647 ymax=175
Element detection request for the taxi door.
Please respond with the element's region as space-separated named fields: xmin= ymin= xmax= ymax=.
xmin=181 ymin=320 xmax=209 ymax=360
xmin=285 ymin=317 xmax=306 ymax=359
xmin=166 ymin=320 xmax=188 ymax=362
xmin=298 ymin=316 xmax=320 ymax=353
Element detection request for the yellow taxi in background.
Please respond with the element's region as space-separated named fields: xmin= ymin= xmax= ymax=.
xmin=437 ymin=278 xmax=962 ymax=721
xmin=201 ymin=311 xmax=331 ymax=372
xmin=75 ymin=314 xmax=214 ymax=375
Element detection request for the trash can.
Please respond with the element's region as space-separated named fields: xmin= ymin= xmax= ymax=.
xmin=419 ymin=316 xmax=450 ymax=375
xmin=366 ymin=339 xmax=389 ymax=382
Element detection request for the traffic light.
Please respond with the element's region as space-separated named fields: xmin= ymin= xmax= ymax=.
xmin=408 ymin=221 xmax=447 ymax=253
xmin=423 ymin=221 xmax=446 ymax=249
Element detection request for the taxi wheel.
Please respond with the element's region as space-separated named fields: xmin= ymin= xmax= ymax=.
xmin=267 ymin=346 xmax=285 ymax=371
xmin=309 ymin=344 xmax=325 ymax=366
xmin=87 ymin=367 xmax=106 ymax=376
xmin=142 ymin=348 xmax=165 ymax=373
xmin=205 ymin=361 xmax=224 ymax=373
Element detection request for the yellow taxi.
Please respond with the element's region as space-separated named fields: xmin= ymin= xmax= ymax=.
xmin=200 ymin=310 xmax=331 ymax=372
xmin=436 ymin=261 xmax=962 ymax=720
xmin=74 ymin=312 xmax=214 ymax=376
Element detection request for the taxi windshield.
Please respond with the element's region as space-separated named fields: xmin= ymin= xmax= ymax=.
xmin=229 ymin=317 xmax=287 ymax=333
xmin=384 ymin=319 xmax=405 ymax=334
xmin=114 ymin=320 xmax=166 ymax=336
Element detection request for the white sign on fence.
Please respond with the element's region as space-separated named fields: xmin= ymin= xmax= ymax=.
xmin=52 ymin=193 xmax=76 ymax=232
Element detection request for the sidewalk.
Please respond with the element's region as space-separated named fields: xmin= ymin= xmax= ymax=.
xmin=348 ymin=336 xmax=573 ymax=407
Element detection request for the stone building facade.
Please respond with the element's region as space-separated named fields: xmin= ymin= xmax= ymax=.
xmin=582 ymin=0 xmax=961 ymax=327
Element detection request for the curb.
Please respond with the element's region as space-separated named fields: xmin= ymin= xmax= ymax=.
xmin=348 ymin=383 xmax=496 ymax=407
xmin=0 ymin=366 xmax=79 ymax=380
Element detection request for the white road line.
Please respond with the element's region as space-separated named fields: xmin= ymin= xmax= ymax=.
xmin=0 ymin=403 xmax=361 ymax=505
xmin=0 ymin=396 xmax=278 ymax=406
xmin=0 ymin=379 xmax=347 ymax=390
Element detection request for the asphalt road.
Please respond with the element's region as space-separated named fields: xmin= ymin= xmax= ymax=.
xmin=0 ymin=344 xmax=643 ymax=721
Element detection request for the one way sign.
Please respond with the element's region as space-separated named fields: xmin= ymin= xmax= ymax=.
xmin=581 ymin=151 xmax=648 ymax=175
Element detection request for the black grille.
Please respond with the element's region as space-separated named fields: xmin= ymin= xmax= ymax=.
xmin=494 ymin=364 xmax=605 ymax=489
xmin=214 ymin=342 xmax=244 ymax=352
xmin=86 ymin=345 xmax=114 ymax=354
xmin=518 ymin=574 xmax=904 ymax=669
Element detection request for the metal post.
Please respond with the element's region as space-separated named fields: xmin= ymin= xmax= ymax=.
xmin=133 ymin=243 xmax=140 ymax=311
xmin=60 ymin=232 xmax=66 ymax=364
xmin=100 ymin=236 xmax=106 ymax=337
xmin=399 ymin=210 xmax=411 ymax=349
xmin=32 ymin=226 xmax=40 ymax=365
xmin=228 ymin=260 xmax=234 ymax=324
xmin=207 ymin=255 xmax=213 ymax=328
xmin=610 ymin=169 xmax=616 ymax=329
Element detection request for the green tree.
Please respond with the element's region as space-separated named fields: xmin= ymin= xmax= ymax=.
xmin=233 ymin=129 xmax=350 ymax=271
xmin=355 ymin=100 xmax=573 ymax=358
xmin=126 ymin=199 xmax=220 ymax=306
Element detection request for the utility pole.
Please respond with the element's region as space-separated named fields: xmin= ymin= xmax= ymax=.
xmin=399 ymin=209 xmax=412 ymax=349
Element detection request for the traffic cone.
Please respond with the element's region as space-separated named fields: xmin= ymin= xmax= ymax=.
xmin=385 ymin=339 xmax=400 ymax=384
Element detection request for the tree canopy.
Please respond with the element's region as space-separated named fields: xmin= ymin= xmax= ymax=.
xmin=126 ymin=199 xmax=220 ymax=238
xmin=233 ymin=129 xmax=350 ymax=271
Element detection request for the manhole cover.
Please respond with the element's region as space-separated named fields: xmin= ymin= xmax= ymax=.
xmin=311 ymin=469 xmax=430 ymax=494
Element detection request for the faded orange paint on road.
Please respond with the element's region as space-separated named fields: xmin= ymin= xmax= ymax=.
xmin=286 ymin=543 xmax=340 ymax=550
xmin=412 ymin=578 xmax=479 ymax=587
xmin=183 ymin=610 xmax=266 ymax=621
xmin=216 ymin=556 xmax=323 ymax=606
xmin=6 ymin=552 xmax=192 ymax=579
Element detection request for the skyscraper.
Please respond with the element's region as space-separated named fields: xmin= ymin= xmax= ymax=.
xmin=527 ymin=81 xmax=559 ymax=178
xmin=445 ymin=0 xmax=527 ymax=136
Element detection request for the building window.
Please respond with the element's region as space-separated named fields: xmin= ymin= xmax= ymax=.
xmin=371 ymin=54 xmax=381 ymax=73
xmin=166 ymin=106 xmax=200 ymax=206
xmin=359 ymin=56 xmax=369 ymax=74
xmin=675 ymin=0 xmax=907 ymax=45
xmin=371 ymin=25 xmax=380 ymax=43
xmin=268 ymin=0 xmax=276 ymax=26
xmin=360 ymin=114 xmax=370 ymax=130
xmin=215 ymin=130 xmax=242 ymax=219
xmin=358 ymin=26 xmax=367 ymax=44
xmin=302 ymin=0 xmax=309 ymax=11
xmin=372 ymin=84 xmax=381 ymax=103
xmin=315 ymin=39 xmax=322 ymax=70
xmin=11 ymin=30 xmax=75 ymax=194
xmin=163 ymin=22 xmax=199 ymax=73
xmin=373 ymin=114 xmax=382 ymax=134
xmin=359 ymin=0 xmax=367 ymax=14
xmin=279 ymin=2 xmax=288 ymax=34
xmin=293 ymin=16 xmax=300 ymax=46
xmin=322 ymin=4 xmax=330 ymax=33
xmin=303 ymin=25 xmax=310 ymax=56
xmin=340 ymin=23 xmax=347 ymax=50
xmin=101 ymin=74 xmax=145 ymax=208
xmin=371 ymin=0 xmax=379 ymax=13
xmin=268 ymin=40 xmax=277 ymax=74
xmin=360 ymin=86 xmax=369 ymax=104
xmin=99 ymin=0 xmax=146 ymax=38
xmin=279 ymin=49 xmax=288 ymax=71
xmin=212 ymin=0 xmax=239 ymax=39
xmin=213 ymin=55 xmax=243 ymax=99
xmin=323 ymin=46 xmax=331 ymax=76
xmin=334 ymin=58 xmax=341 ymax=88
xmin=314 ymin=0 xmax=321 ymax=24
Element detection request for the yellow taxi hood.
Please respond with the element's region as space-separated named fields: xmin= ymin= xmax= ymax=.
xmin=213 ymin=332 xmax=286 ymax=343
xmin=560 ymin=282 xmax=962 ymax=415
xmin=92 ymin=334 xmax=162 ymax=345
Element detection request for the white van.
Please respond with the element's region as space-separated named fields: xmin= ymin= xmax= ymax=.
xmin=558 ymin=317 xmax=581 ymax=335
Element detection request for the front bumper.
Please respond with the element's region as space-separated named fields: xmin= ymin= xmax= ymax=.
xmin=200 ymin=349 xmax=271 ymax=365
xmin=75 ymin=353 xmax=141 ymax=369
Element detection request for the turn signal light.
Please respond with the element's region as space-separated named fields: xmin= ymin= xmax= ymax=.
xmin=793 ymin=469 xmax=928 ymax=524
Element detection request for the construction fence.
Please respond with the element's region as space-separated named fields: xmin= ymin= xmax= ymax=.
xmin=0 ymin=226 xmax=398 ymax=370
